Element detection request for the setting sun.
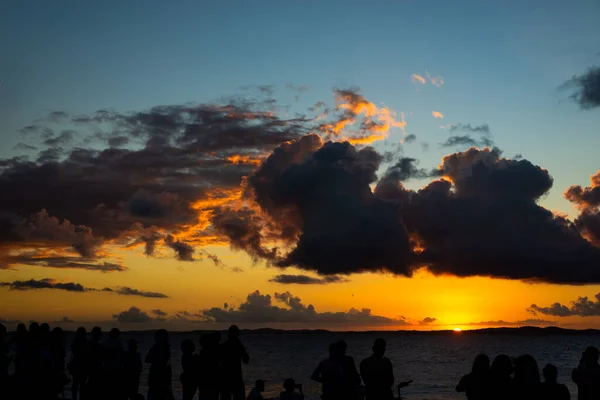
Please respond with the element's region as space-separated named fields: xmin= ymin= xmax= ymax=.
xmin=453 ymin=327 xmax=462 ymax=332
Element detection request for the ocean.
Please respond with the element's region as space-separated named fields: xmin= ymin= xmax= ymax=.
xmin=122 ymin=331 xmax=592 ymax=400
xmin=9 ymin=330 xmax=596 ymax=399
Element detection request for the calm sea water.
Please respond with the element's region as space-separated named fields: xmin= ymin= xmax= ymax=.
xmin=45 ymin=332 xmax=599 ymax=399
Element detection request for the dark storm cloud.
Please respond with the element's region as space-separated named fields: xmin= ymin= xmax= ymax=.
xmin=269 ymin=274 xmax=348 ymax=285
xmin=563 ymin=66 xmax=600 ymax=109
xmin=380 ymin=157 xmax=430 ymax=182
xmin=14 ymin=143 xmax=38 ymax=151
xmin=565 ymin=171 xmax=600 ymax=209
xmin=113 ymin=306 xmax=152 ymax=323
xmin=236 ymin=135 xmax=412 ymax=275
xmin=419 ymin=317 xmax=437 ymax=325
xmin=200 ymin=290 xmax=409 ymax=325
xmin=221 ymin=137 xmax=600 ymax=284
xmin=404 ymin=134 xmax=417 ymax=144
xmin=439 ymin=135 xmax=494 ymax=148
xmin=0 ymin=278 xmax=168 ymax=298
xmin=448 ymin=123 xmax=491 ymax=134
xmin=528 ymin=293 xmax=600 ymax=317
xmin=0 ymin=253 xmax=126 ymax=272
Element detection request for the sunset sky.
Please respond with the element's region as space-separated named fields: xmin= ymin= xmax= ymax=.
xmin=2 ymin=0 xmax=600 ymax=331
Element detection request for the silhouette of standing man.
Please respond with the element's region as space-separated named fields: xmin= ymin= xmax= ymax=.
xmin=219 ymin=325 xmax=249 ymax=400
xmin=572 ymin=346 xmax=600 ymax=400
xmin=360 ymin=339 xmax=394 ymax=400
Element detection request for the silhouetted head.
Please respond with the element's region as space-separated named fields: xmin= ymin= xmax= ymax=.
xmin=127 ymin=339 xmax=138 ymax=352
xmin=491 ymin=354 xmax=513 ymax=378
xmin=328 ymin=342 xmax=337 ymax=357
xmin=17 ymin=323 xmax=26 ymax=335
xmin=154 ymin=329 xmax=169 ymax=345
xmin=255 ymin=380 xmax=265 ymax=392
xmin=29 ymin=322 xmax=40 ymax=335
xmin=543 ymin=364 xmax=558 ymax=383
xmin=373 ymin=338 xmax=386 ymax=357
xmin=228 ymin=325 xmax=240 ymax=340
xmin=75 ymin=327 xmax=87 ymax=340
xmin=40 ymin=323 xmax=50 ymax=336
xmin=0 ymin=324 xmax=6 ymax=341
xmin=337 ymin=340 xmax=347 ymax=355
xmin=284 ymin=378 xmax=296 ymax=392
xmin=91 ymin=326 xmax=102 ymax=342
xmin=472 ymin=354 xmax=490 ymax=374
xmin=514 ymin=354 xmax=540 ymax=385
xmin=51 ymin=327 xmax=64 ymax=345
xmin=181 ymin=338 xmax=195 ymax=354
xmin=110 ymin=328 xmax=120 ymax=339
xmin=584 ymin=346 xmax=600 ymax=364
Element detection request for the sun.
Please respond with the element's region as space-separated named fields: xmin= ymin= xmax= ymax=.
xmin=453 ymin=327 xmax=462 ymax=332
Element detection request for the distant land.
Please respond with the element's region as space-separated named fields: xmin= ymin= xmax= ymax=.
xmin=115 ymin=326 xmax=600 ymax=336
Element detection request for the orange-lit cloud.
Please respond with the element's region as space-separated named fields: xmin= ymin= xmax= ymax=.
xmin=432 ymin=111 xmax=444 ymax=119
xmin=226 ymin=154 xmax=263 ymax=166
xmin=411 ymin=74 xmax=427 ymax=85
xmin=427 ymin=72 xmax=445 ymax=87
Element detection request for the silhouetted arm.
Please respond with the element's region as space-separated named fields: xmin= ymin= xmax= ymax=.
xmin=240 ymin=344 xmax=249 ymax=364
xmin=359 ymin=360 xmax=369 ymax=387
xmin=384 ymin=358 xmax=394 ymax=388
xmin=347 ymin=357 xmax=361 ymax=385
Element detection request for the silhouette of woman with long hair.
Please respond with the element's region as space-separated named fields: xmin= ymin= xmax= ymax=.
xmin=572 ymin=346 xmax=600 ymax=400
xmin=456 ymin=354 xmax=490 ymax=400
xmin=146 ymin=329 xmax=174 ymax=400
xmin=489 ymin=354 xmax=514 ymax=400
xmin=513 ymin=354 xmax=541 ymax=400
xmin=69 ymin=327 xmax=88 ymax=400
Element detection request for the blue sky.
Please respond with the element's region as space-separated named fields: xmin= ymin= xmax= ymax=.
xmin=2 ymin=0 xmax=599 ymax=214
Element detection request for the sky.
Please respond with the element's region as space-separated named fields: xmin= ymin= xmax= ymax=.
xmin=1 ymin=0 xmax=600 ymax=331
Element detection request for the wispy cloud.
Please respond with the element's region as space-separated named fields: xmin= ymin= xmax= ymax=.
xmin=432 ymin=111 xmax=444 ymax=119
xmin=411 ymin=74 xmax=427 ymax=85
xmin=269 ymin=274 xmax=349 ymax=285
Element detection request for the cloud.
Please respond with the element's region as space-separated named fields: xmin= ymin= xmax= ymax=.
xmin=528 ymin=293 xmax=600 ymax=317
xmin=152 ymin=309 xmax=168 ymax=317
xmin=0 ymin=278 xmax=168 ymax=298
xmin=0 ymin=278 xmax=85 ymax=292
xmin=199 ymin=290 xmax=409 ymax=326
xmin=448 ymin=123 xmax=491 ymax=134
xmin=467 ymin=319 xmax=555 ymax=327
xmin=439 ymin=135 xmax=494 ymax=148
xmin=103 ymin=286 xmax=169 ymax=299
xmin=426 ymin=72 xmax=444 ymax=87
xmin=14 ymin=143 xmax=38 ymax=151
xmin=269 ymin=274 xmax=349 ymax=285
xmin=404 ymin=134 xmax=417 ymax=144
xmin=565 ymin=171 xmax=600 ymax=247
xmin=563 ymin=66 xmax=600 ymax=109
xmin=432 ymin=111 xmax=444 ymax=119
xmin=419 ymin=317 xmax=437 ymax=325
xmin=164 ymin=235 xmax=195 ymax=261
xmin=113 ymin=306 xmax=152 ymax=323
xmin=411 ymin=74 xmax=427 ymax=85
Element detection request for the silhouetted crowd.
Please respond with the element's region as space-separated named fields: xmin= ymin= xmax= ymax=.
xmin=2 ymin=321 xmax=600 ymax=400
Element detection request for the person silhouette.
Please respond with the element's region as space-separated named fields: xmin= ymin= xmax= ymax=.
xmin=572 ymin=346 xmax=600 ymax=400
xmin=123 ymin=339 xmax=143 ymax=400
xmin=198 ymin=333 xmax=220 ymax=400
xmin=50 ymin=327 xmax=69 ymax=398
xmin=69 ymin=327 xmax=88 ymax=400
xmin=456 ymin=354 xmax=490 ymax=400
xmin=0 ymin=324 xmax=9 ymax=396
xmin=247 ymin=379 xmax=266 ymax=400
xmin=87 ymin=326 xmax=104 ymax=400
xmin=540 ymin=364 xmax=570 ymax=400
xmin=280 ymin=378 xmax=304 ymax=400
xmin=104 ymin=328 xmax=125 ymax=399
xmin=513 ymin=354 xmax=541 ymax=400
xmin=360 ymin=338 xmax=394 ymax=400
xmin=146 ymin=329 xmax=173 ymax=400
xmin=180 ymin=338 xmax=198 ymax=400
xmin=311 ymin=342 xmax=344 ymax=400
xmin=489 ymin=354 xmax=514 ymax=400
xmin=219 ymin=325 xmax=249 ymax=400
xmin=337 ymin=340 xmax=360 ymax=399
